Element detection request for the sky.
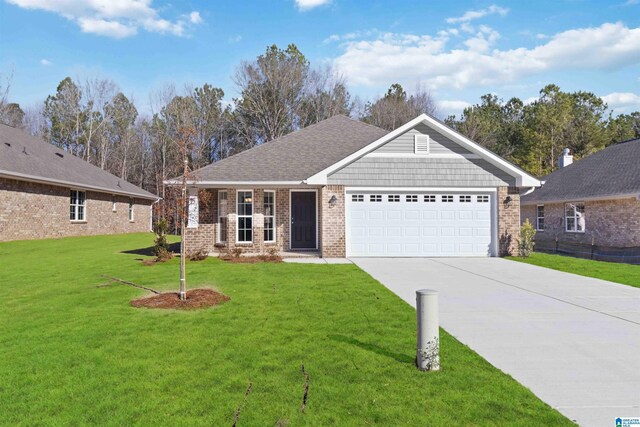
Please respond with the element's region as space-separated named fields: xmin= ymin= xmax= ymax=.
xmin=1 ymin=0 xmax=639 ymax=118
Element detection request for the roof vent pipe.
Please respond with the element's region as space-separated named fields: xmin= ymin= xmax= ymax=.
xmin=558 ymin=148 xmax=573 ymax=168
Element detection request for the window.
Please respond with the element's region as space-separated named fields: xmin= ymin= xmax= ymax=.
xmin=70 ymin=190 xmax=86 ymax=221
xmin=264 ymin=191 xmax=275 ymax=243
xmin=237 ymin=191 xmax=253 ymax=242
xmin=536 ymin=205 xmax=545 ymax=231
xmin=128 ymin=199 xmax=134 ymax=222
xmin=442 ymin=195 xmax=453 ymax=203
xmin=424 ymin=195 xmax=436 ymax=202
xmin=112 ymin=195 xmax=117 ymax=212
xmin=406 ymin=195 xmax=418 ymax=202
xmin=477 ymin=195 xmax=489 ymax=203
xmin=565 ymin=203 xmax=585 ymax=233
xmin=388 ymin=195 xmax=400 ymax=202
xmin=414 ymin=134 xmax=430 ymax=154
xmin=459 ymin=195 xmax=471 ymax=203
xmin=218 ymin=191 xmax=228 ymax=243
xmin=351 ymin=194 xmax=364 ymax=202
xmin=370 ymin=194 xmax=382 ymax=202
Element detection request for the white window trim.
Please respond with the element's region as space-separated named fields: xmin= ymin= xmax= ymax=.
xmin=70 ymin=189 xmax=87 ymax=222
xmin=413 ymin=134 xmax=430 ymax=155
xmin=128 ymin=198 xmax=135 ymax=222
xmin=564 ymin=202 xmax=585 ymax=233
xmin=264 ymin=190 xmax=276 ymax=243
xmin=236 ymin=189 xmax=254 ymax=244
xmin=217 ymin=190 xmax=228 ymax=244
xmin=112 ymin=195 xmax=117 ymax=212
xmin=536 ymin=204 xmax=545 ymax=231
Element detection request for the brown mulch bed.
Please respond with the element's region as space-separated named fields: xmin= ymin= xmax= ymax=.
xmin=219 ymin=256 xmax=282 ymax=264
xmin=131 ymin=288 xmax=230 ymax=310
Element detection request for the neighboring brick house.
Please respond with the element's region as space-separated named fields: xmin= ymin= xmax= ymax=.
xmin=521 ymin=139 xmax=640 ymax=252
xmin=0 ymin=124 xmax=158 ymax=242
xmin=171 ymin=114 xmax=540 ymax=258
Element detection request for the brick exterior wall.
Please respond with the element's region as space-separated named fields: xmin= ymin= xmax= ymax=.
xmin=497 ymin=186 xmax=521 ymax=256
xmin=521 ymin=197 xmax=640 ymax=248
xmin=0 ymin=177 xmax=153 ymax=242
xmin=320 ymin=185 xmax=346 ymax=257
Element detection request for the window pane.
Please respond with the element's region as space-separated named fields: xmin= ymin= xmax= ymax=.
xmin=220 ymin=217 xmax=227 ymax=242
xmin=567 ymin=218 xmax=575 ymax=231
xmin=78 ymin=192 xmax=85 ymax=204
xmin=77 ymin=206 xmax=84 ymax=221
xmin=70 ymin=206 xmax=75 ymax=220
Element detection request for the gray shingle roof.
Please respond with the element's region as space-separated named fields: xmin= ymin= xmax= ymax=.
xmin=188 ymin=115 xmax=389 ymax=182
xmin=0 ymin=124 xmax=158 ymax=199
xmin=522 ymin=139 xmax=640 ymax=204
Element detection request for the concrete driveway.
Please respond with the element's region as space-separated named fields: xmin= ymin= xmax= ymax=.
xmin=352 ymin=257 xmax=640 ymax=427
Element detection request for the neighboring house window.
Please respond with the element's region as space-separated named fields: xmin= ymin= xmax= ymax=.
xmin=536 ymin=205 xmax=545 ymax=231
xmin=237 ymin=190 xmax=253 ymax=243
xmin=218 ymin=191 xmax=228 ymax=243
xmin=112 ymin=195 xmax=117 ymax=212
xmin=264 ymin=191 xmax=275 ymax=243
xmin=128 ymin=199 xmax=134 ymax=222
xmin=565 ymin=203 xmax=585 ymax=232
xmin=70 ymin=190 xmax=86 ymax=221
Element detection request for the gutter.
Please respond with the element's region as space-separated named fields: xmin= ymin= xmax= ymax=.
xmin=521 ymin=192 xmax=640 ymax=205
xmin=0 ymin=170 xmax=159 ymax=201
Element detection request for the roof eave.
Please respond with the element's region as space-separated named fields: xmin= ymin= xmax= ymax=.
xmin=0 ymin=170 xmax=159 ymax=200
xmin=521 ymin=192 xmax=640 ymax=205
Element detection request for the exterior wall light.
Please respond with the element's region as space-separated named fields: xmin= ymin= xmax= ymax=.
xmin=328 ymin=195 xmax=338 ymax=207
xmin=505 ymin=195 xmax=512 ymax=207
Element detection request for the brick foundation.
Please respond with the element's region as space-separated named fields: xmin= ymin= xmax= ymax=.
xmin=0 ymin=177 xmax=153 ymax=242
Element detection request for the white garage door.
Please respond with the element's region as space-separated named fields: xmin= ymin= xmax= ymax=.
xmin=346 ymin=192 xmax=494 ymax=257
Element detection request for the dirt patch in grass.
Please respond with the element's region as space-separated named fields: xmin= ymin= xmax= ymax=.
xmin=131 ymin=288 xmax=230 ymax=310
xmin=219 ymin=255 xmax=282 ymax=264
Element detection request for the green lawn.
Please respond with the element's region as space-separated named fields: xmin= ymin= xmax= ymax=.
xmin=0 ymin=234 xmax=571 ymax=426
xmin=508 ymin=252 xmax=640 ymax=288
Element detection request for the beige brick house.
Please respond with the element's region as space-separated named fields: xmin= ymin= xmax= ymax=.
xmin=522 ymin=139 xmax=640 ymax=253
xmin=172 ymin=114 xmax=540 ymax=258
xmin=0 ymin=124 xmax=158 ymax=242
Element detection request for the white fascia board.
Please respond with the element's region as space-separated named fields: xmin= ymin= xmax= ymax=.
xmin=305 ymin=114 xmax=541 ymax=188
xmin=0 ymin=170 xmax=159 ymax=201
xmin=521 ymin=193 xmax=640 ymax=205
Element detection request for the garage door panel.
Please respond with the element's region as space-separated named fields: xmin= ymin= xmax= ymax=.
xmin=347 ymin=192 xmax=494 ymax=257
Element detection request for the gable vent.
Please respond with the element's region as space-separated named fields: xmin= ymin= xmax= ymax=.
xmin=414 ymin=134 xmax=430 ymax=155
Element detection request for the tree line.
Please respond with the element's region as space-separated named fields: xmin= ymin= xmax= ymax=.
xmin=1 ymin=43 xmax=639 ymax=202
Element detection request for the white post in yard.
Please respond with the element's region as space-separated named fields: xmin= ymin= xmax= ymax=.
xmin=416 ymin=289 xmax=440 ymax=371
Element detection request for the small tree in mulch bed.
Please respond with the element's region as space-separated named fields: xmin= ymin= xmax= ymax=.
xmin=131 ymin=288 xmax=230 ymax=310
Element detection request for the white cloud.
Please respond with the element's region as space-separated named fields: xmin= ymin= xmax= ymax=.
xmin=39 ymin=58 xmax=52 ymax=66
xmin=625 ymin=0 xmax=638 ymax=5
xmin=228 ymin=35 xmax=242 ymax=43
xmin=438 ymin=100 xmax=471 ymax=116
xmin=601 ymin=92 xmax=640 ymax=113
xmin=295 ymin=0 xmax=331 ymax=11
xmin=446 ymin=5 xmax=509 ymax=24
xmin=6 ymin=0 xmax=202 ymax=38
xmin=333 ymin=22 xmax=640 ymax=90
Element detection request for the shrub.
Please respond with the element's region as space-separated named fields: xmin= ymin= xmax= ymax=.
xmin=231 ymin=247 xmax=244 ymax=258
xmin=517 ymin=219 xmax=536 ymax=258
xmin=153 ymin=219 xmax=172 ymax=261
xmin=188 ymin=249 xmax=208 ymax=261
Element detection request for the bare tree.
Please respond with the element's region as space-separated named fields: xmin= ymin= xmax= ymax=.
xmin=363 ymin=83 xmax=437 ymax=131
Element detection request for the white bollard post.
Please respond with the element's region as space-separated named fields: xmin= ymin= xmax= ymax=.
xmin=416 ymin=289 xmax=440 ymax=371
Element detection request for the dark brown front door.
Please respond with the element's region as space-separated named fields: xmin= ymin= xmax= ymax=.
xmin=291 ymin=191 xmax=317 ymax=249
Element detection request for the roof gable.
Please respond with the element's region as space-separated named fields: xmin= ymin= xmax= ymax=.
xmin=306 ymin=114 xmax=540 ymax=187
xmin=0 ymin=124 xmax=157 ymax=199
xmin=522 ymin=138 xmax=640 ymax=204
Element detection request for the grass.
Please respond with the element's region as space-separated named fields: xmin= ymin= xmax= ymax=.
xmin=0 ymin=234 xmax=571 ymax=426
xmin=508 ymin=252 xmax=640 ymax=288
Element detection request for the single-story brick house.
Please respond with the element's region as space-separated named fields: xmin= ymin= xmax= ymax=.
xmin=174 ymin=114 xmax=540 ymax=258
xmin=522 ymin=139 xmax=640 ymax=252
xmin=0 ymin=123 xmax=158 ymax=242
